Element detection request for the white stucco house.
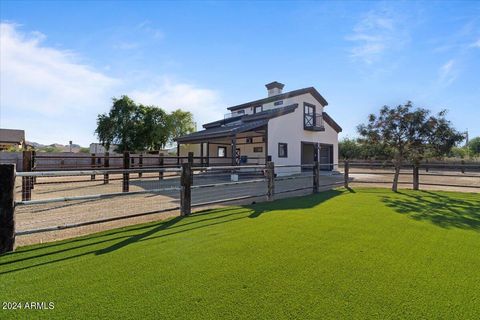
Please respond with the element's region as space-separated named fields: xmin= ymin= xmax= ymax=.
xmin=175 ymin=82 xmax=342 ymax=172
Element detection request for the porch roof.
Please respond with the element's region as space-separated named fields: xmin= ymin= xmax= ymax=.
xmin=175 ymin=119 xmax=268 ymax=143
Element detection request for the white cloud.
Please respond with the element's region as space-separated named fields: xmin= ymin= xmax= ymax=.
xmin=0 ymin=22 xmax=225 ymax=145
xmin=0 ymin=22 xmax=118 ymax=116
xmin=129 ymin=78 xmax=224 ymax=131
xmin=438 ymin=59 xmax=458 ymax=86
xmin=347 ymin=9 xmax=408 ymax=64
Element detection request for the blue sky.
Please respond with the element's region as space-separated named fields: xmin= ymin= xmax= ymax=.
xmin=1 ymin=1 xmax=479 ymax=146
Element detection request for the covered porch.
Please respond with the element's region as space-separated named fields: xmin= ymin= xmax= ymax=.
xmin=176 ymin=121 xmax=268 ymax=167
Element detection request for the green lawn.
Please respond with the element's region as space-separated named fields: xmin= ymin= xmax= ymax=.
xmin=1 ymin=188 xmax=480 ymax=319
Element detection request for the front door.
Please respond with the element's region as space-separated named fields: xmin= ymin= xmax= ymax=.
xmin=319 ymin=144 xmax=333 ymax=171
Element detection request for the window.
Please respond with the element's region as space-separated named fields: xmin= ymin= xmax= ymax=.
xmin=254 ymin=105 xmax=263 ymax=114
xmin=236 ymin=110 xmax=245 ymax=115
xmin=253 ymin=147 xmax=263 ymax=153
xmin=274 ymin=100 xmax=283 ymax=106
xmin=304 ymin=103 xmax=316 ymax=127
xmin=217 ymin=146 xmax=227 ymax=158
xmin=278 ymin=143 xmax=288 ymax=158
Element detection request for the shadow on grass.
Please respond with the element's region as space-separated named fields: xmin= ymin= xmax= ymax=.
xmin=381 ymin=190 xmax=480 ymax=231
xmin=1 ymin=189 xmax=347 ymax=274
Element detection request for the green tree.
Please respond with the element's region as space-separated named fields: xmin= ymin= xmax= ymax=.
xmin=167 ymin=109 xmax=195 ymax=144
xmin=357 ymin=102 xmax=464 ymax=191
xmin=339 ymin=138 xmax=361 ymax=160
xmin=468 ymin=137 xmax=480 ymax=156
xmin=95 ymin=96 xmax=195 ymax=152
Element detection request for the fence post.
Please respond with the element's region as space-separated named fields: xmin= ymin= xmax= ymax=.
xmin=344 ymin=160 xmax=349 ymax=189
xmin=313 ymin=159 xmax=320 ymax=193
xmin=188 ymin=152 xmax=194 ymax=165
xmin=413 ymin=163 xmax=419 ymax=191
xmin=139 ymin=154 xmax=143 ymax=178
xmin=123 ymin=151 xmax=130 ymax=192
xmin=91 ymin=153 xmax=96 ymax=181
xmin=103 ymin=152 xmax=110 ymax=184
xmin=266 ymin=161 xmax=275 ymax=201
xmin=22 ymin=150 xmax=32 ymax=201
xmin=159 ymin=153 xmax=164 ymax=180
xmin=0 ymin=164 xmax=16 ymax=254
xmin=425 ymin=159 xmax=429 ymax=172
xmin=31 ymin=150 xmax=36 ymax=189
xmin=461 ymin=160 xmax=465 ymax=174
xmin=180 ymin=161 xmax=192 ymax=216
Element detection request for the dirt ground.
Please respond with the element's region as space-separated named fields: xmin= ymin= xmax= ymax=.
xmin=13 ymin=167 xmax=479 ymax=247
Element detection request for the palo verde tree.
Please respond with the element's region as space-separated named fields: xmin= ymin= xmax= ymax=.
xmin=357 ymin=102 xmax=464 ymax=192
xmin=95 ymin=95 xmax=195 ymax=152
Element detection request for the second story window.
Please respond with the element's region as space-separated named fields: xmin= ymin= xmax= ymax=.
xmin=254 ymin=105 xmax=263 ymax=114
xmin=304 ymin=103 xmax=316 ymax=127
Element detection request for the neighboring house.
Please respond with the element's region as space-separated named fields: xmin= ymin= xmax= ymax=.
xmin=176 ymin=82 xmax=342 ymax=172
xmin=0 ymin=128 xmax=26 ymax=151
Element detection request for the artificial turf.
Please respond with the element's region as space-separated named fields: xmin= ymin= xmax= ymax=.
xmin=1 ymin=188 xmax=479 ymax=319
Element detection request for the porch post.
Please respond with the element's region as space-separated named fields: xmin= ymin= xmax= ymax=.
xmin=231 ymin=136 xmax=236 ymax=166
xmin=206 ymin=142 xmax=210 ymax=166
xmin=200 ymin=142 xmax=204 ymax=167
xmin=177 ymin=143 xmax=181 ymax=165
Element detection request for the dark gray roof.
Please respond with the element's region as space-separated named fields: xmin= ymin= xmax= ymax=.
xmin=227 ymin=87 xmax=328 ymax=111
xmin=177 ymin=104 xmax=298 ymax=143
xmin=265 ymin=81 xmax=285 ymax=90
xmin=323 ymin=112 xmax=342 ymax=133
xmin=0 ymin=129 xmax=25 ymax=143
xmin=176 ymin=120 xmax=268 ymax=143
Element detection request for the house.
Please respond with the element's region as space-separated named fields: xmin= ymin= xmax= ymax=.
xmin=0 ymin=128 xmax=26 ymax=151
xmin=175 ymin=82 xmax=342 ymax=172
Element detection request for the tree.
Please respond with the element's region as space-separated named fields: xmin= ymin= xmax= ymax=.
xmin=357 ymin=102 xmax=464 ymax=192
xmin=168 ymin=109 xmax=195 ymax=144
xmin=339 ymin=138 xmax=361 ymax=160
xmin=95 ymin=96 xmax=196 ymax=152
xmin=468 ymin=137 xmax=480 ymax=156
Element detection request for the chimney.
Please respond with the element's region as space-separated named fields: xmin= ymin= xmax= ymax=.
xmin=265 ymin=81 xmax=285 ymax=97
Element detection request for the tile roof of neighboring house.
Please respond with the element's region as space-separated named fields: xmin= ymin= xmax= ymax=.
xmin=0 ymin=129 xmax=25 ymax=144
xmin=227 ymin=87 xmax=328 ymax=111
xmin=177 ymin=104 xmax=298 ymax=143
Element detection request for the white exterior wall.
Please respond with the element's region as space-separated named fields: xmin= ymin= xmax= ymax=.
xmin=267 ymin=93 xmax=338 ymax=174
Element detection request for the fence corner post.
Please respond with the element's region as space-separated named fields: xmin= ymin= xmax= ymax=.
xmin=0 ymin=164 xmax=16 ymax=254
xmin=266 ymin=161 xmax=275 ymax=201
xmin=139 ymin=154 xmax=143 ymax=178
xmin=413 ymin=163 xmax=419 ymax=190
xmin=159 ymin=153 xmax=164 ymax=180
xmin=123 ymin=151 xmax=130 ymax=192
xmin=313 ymin=159 xmax=320 ymax=193
xmin=91 ymin=153 xmax=96 ymax=181
xmin=344 ymin=160 xmax=349 ymax=189
xmin=103 ymin=152 xmax=109 ymax=184
xmin=188 ymin=152 xmax=194 ymax=165
xmin=180 ymin=162 xmax=192 ymax=216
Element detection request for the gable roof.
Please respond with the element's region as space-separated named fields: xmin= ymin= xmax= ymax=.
xmin=227 ymin=87 xmax=328 ymax=111
xmin=323 ymin=112 xmax=342 ymax=133
xmin=0 ymin=129 xmax=25 ymax=144
xmin=177 ymin=104 xmax=298 ymax=143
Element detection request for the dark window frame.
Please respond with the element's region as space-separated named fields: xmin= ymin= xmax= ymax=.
xmin=278 ymin=143 xmax=288 ymax=158
xmin=254 ymin=105 xmax=263 ymax=114
xmin=253 ymin=146 xmax=263 ymax=153
xmin=303 ymin=102 xmax=316 ymax=128
xmin=217 ymin=146 xmax=227 ymax=158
